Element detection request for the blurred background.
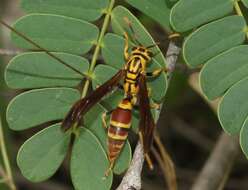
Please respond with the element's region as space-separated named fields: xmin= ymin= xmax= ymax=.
xmin=0 ymin=0 xmax=247 ymax=190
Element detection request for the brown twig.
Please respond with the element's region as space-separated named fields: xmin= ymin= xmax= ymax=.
xmin=116 ymin=41 xmax=181 ymax=190
xmin=153 ymin=131 xmax=177 ymax=190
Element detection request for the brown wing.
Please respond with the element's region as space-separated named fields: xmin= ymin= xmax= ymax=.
xmin=62 ymin=69 xmax=125 ymax=131
xmin=138 ymin=73 xmax=155 ymax=154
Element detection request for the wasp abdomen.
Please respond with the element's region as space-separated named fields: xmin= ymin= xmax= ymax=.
xmin=107 ymin=99 xmax=132 ymax=165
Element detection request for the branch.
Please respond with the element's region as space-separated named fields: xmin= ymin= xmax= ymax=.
xmin=191 ymin=133 xmax=240 ymax=190
xmin=116 ymin=41 xmax=181 ymax=190
xmin=188 ymin=73 xmax=241 ymax=190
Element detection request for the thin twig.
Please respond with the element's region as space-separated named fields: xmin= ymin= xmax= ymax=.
xmin=117 ymin=41 xmax=181 ymax=190
xmin=0 ymin=116 xmax=17 ymax=190
xmin=188 ymin=73 xmax=241 ymax=190
xmin=153 ymin=131 xmax=177 ymax=190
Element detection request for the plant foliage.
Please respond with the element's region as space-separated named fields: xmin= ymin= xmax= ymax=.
xmin=5 ymin=0 xmax=170 ymax=189
xmin=170 ymin=0 xmax=248 ymax=158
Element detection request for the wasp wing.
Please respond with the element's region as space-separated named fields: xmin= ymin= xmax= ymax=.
xmin=138 ymin=73 xmax=155 ymax=153
xmin=62 ymin=69 xmax=125 ymax=131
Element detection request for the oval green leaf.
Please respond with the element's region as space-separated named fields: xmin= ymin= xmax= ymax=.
xmin=183 ymin=16 xmax=246 ymax=67
xmin=218 ymin=77 xmax=248 ymax=134
xmin=84 ymin=104 xmax=131 ymax=174
xmin=21 ymin=0 xmax=108 ymax=21
xmin=7 ymin=88 xmax=80 ymax=130
xmin=170 ymin=0 xmax=234 ymax=32
xmin=240 ymin=117 xmax=248 ymax=158
xmin=17 ymin=124 xmax=70 ymax=182
xmin=126 ymin=0 xmax=172 ymax=32
xmin=102 ymin=34 xmax=168 ymax=102
xmin=200 ymin=45 xmax=248 ymax=100
xmin=71 ymin=128 xmax=113 ymax=190
xmin=111 ymin=6 xmax=167 ymax=67
xmin=11 ymin=14 xmax=99 ymax=55
xmin=102 ymin=33 xmax=125 ymax=69
xmin=5 ymin=52 xmax=89 ymax=89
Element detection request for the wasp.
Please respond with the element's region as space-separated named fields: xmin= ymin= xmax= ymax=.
xmin=0 ymin=18 xmax=166 ymax=175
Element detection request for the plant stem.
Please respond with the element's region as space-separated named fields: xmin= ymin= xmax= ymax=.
xmin=234 ymin=0 xmax=248 ymax=39
xmin=81 ymin=0 xmax=115 ymax=98
xmin=0 ymin=116 xmax=16 ymax=190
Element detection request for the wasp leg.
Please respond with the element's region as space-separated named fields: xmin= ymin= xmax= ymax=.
xmin=104 ymin=162 xmax=114 ymax=177
xmin=124 ymin=32 xmax=129 ymax=61
xmin=146 ymin=67 xmax=169 ymax=78
xmin=150 ymin=103 xmax=160 ymax=110
xmin=138 ymin=132 xmax=154 ymax=170
xmin=101 ymin=110 xmax=113 ymax=130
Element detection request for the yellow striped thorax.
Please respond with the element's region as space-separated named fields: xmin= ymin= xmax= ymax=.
xmin=130 ymin=46 xmax=153 ymax=67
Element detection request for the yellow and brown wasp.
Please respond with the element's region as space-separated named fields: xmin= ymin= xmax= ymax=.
xmin=0 ymin=17 xmax=166 ymax=175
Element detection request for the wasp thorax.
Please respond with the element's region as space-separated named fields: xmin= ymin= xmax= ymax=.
xmin=131 ymin=46 xmax=153 ymax=62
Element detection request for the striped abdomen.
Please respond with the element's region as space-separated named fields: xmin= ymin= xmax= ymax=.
xmin=107 ymin=99 xmax=132 ymax=166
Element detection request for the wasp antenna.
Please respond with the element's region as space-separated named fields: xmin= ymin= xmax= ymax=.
xmin=146 ymin=42 xmax=160 ymax=49
xmin=123 ymin=17 xmax=142 ymax=46
xmin=0 ymin=19 xmax=87 ymax=78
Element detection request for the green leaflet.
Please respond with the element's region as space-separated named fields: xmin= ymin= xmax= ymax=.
xmin=17 ymin=124 xmax=70 ymax=182
xmin=170 ymin=0 xmax=234 ymax=32
xmin=11 ymin=14 xmax=99 ymax=55
xmin=218 ymin=78 xmax=248 ymax=135
xmin=5 ymin=52 xmax=89 ymax=89
xmin=126 ymin=0 xmax=172 ymax=32
xmin=183 ymin=16 xmax=246 ymax=67
xmin=7 ymin=88 xmax=80 ymax=130
xmin=200 ymin=46 xmax=248 ymax=100
xmin=71 ymin=128 xmax=113 ymax=190
xmin=21 ymin=0 xmax=108 ymax=21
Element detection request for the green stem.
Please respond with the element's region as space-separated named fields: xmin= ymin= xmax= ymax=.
xmin=234 ymin=0 xmax=248 ymax=39
xmin=0 ymin=116 xmax=16 ymax=190
xmin=81 ymin=0 xmax=115 ymax=98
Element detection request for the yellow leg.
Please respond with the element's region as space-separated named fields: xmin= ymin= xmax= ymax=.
xmin=168 ymin=32 xmax=181 ymax=39
xmin=124 ymin=32 xmax=129 ymax=60
xmin=104 ymin=162 xmax=114 ymax=176
xmin=146 ymin=67 xmax=169 ymax=78
xmin=101 ymin=112 xmax=108 ymax=129
xmin=150 ymin=103 xmax=160 ymax=110
xmin=138 ymin=132 xmax=154 ymax=170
